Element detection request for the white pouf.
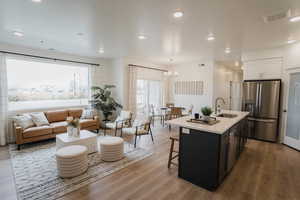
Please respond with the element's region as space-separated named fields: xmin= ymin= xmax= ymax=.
xmin=56 ymin=145 xmax=88 ymax=178
xmin=100 ymin=136 xmax=124 ymax=162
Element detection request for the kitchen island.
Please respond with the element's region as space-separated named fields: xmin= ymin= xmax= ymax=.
xmin=167 ymin=110 xmax=249 ymax=191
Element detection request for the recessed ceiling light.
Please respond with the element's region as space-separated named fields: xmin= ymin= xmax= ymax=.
xmin=138 ymin=35 xmax=147 ymax=40
xmin=287 ymin=39 xmax=296 ymax=44
xmin=98 ymin=48 xmax=104 ymax=54
xmin=173 ymin=10 xmax=184 ymax=18
xmin=225 ymin=48 xmax=231 ymax=54
xmin=32 ymin=0 xmax=42 ymax=3
xmin=207 ymin=34 xmax=215 ymax=41
xmin=13 ymin=31 xmax=24 ymax=37
xmin=289 ymin=16 xmax=300 ymax=22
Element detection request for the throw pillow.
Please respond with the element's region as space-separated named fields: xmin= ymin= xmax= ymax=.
xmin=30 ymin=112 xmax=50 ymax=126
xmin=12 ymin=114 xmax=35 ymax=129
xmin=81 ymin=109 xmax=95 ymax=119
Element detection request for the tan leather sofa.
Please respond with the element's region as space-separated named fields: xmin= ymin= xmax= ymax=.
xmin=14 ymin=109 xmax=100 ymax=149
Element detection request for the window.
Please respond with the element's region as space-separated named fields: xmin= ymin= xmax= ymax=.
xmin=136 ymin=79 xmax=162 ymax=114
xmin=6 ymin=58 xmax=90 ymax=111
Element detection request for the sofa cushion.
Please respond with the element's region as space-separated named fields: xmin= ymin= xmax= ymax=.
xmin=50 ymin=121 xmax=68 ymax=133
xmin=68 ymin=109 xmax=83 ymax=119
xmin=12 ymin=114 xmax=35 ymax=129
xmin=80 ymin=119 xmax=97 ymax=128
xmin=45 ymin=110 xmax=68 ymax=123
xmin=23 ymin=126 xmax=52 ymax=138
xmin=30 ymin=112 xmax=50 ymax=127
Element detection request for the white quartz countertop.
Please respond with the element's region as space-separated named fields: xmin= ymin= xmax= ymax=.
xmin=166 ymin=110 xmax=249 ymax=134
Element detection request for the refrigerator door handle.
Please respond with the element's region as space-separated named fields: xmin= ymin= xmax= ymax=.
xmin=248 ymin=117 xmax=276 ymax=123
xmin=255 ymin=83 xmax=260 ymax=116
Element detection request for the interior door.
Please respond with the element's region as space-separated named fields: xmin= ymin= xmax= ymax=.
xmin=285 ymin=73 xmax=300 ymax=150
xmin=257 ymin=81 xmax=280 ymax=119
xmin=242 ymin=82 xmax=259 ymax=117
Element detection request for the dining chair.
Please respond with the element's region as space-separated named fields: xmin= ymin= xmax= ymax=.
xmin=150 ymin=104 xmax=164 ymax=126
xmin=183 ymin=104 xmax=194 ymax=116
xmin=166 ymin=103 xmax=175 ymax=108
xmin=166 ymin=107 xmax=183 ymax=130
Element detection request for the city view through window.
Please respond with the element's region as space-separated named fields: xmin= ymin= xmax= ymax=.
xmin=6 ymin=58 xmax=90 ymax=110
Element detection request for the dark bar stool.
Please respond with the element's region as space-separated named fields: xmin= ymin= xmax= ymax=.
xmin=168 ymin=134 xmax=179 ymax=168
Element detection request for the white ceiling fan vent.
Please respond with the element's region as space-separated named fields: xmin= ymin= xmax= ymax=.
xmin=263 ymin=9 xmax=291 ymax=23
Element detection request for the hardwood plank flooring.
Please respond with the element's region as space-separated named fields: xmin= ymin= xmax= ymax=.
xmin=0 ymin=123 xmax=299 ymax=200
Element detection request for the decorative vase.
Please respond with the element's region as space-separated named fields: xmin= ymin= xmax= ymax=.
xmin=67 ymin=126 xmax=73 ymax=137
xmin=67 ymin=127 xmax=80 ymax=137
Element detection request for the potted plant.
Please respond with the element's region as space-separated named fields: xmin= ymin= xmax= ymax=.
xmin=201 ymin=106 xmax=213 ymax=122
xmin=90 ymin=85 xmax=123 ymax=121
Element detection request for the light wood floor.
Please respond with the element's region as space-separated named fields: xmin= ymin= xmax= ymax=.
xmin=0 ymin=123 xmax=300 ymax=200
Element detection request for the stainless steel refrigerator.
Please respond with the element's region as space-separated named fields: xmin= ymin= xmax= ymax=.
xmin=242 ymin=80 xmax=281 ymax=142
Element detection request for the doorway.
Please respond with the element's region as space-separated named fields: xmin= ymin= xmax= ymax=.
xmin=136 ymin=79 xmax=163 ymax=114
xmin=284 ymin=72 xmax=300 ymax=150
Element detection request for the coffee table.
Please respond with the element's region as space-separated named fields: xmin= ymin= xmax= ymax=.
xmin=56 ymin=130 xmax=98 ymax=154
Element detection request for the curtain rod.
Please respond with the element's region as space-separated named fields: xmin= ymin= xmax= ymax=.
xmin=128 ymin=64 xmax=168 ymax=72
xmin=0 ymin=51 xmax=101 ymax=66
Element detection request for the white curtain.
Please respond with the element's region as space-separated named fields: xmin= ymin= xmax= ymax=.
xmin=0 ymin=54 xmax=8 ymax=145
xmin=128 ymin=66 xmax=138 ymax=116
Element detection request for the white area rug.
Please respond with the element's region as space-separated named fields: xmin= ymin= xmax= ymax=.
xmin=9 ymin=137 xmax=152 ymax=200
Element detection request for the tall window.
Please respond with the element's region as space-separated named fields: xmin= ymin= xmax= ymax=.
xmin=136 ymin=79 xmax=162 ymax=114
xmin=6 ymin=58 xmax=90 ymax=110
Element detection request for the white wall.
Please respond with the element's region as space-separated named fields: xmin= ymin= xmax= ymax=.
xmin=170 ymin=61 xmax=215 ymax=113
xmin=213 ymin=63 xmax=243 ymax=111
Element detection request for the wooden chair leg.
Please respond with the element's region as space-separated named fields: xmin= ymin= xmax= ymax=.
xmin=115 ymin=128 xmax=118 ymax=136
xmin=150 ymin=128 xmax=154 ymax=144
xmin=134 ymin=135 xmax=137 ymax=148
xmin=168 ymin=139 xmax=175 ymax=168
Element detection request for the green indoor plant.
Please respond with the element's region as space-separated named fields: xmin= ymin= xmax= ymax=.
xmin=201 ymin=106 xmax=213 ymax=121
xmin=90 ymin=85 xmax=123 ymax=121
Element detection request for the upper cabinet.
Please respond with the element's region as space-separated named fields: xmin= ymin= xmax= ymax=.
xmin=284 ymin=43 xmax=300 ymax=70
xmin=243 ymin=58 xmax=283 ymax=80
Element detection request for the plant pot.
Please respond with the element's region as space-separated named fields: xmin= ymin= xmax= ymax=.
xmin=202 ymin=115 xmax=210 ymax=122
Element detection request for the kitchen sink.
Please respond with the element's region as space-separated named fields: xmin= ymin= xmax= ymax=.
xmin=217 ymin=113 xmax=238 ymax=118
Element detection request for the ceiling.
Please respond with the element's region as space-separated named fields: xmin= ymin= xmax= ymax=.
xmin=0 ymin=0 xmax=300 ymax=65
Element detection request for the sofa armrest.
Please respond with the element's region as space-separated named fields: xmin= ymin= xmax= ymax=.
xmin=14 ymin=123 xmax=24 ymax=144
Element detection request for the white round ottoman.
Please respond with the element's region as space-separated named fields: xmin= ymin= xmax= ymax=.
xmin=100 ymin=136 xmax=124 ymax=162
xmin=55 ymin=145 xmax=88 ymax=178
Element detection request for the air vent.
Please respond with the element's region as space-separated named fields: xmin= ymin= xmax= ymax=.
xmin=263 ymin=9 xmax=291 ymax=23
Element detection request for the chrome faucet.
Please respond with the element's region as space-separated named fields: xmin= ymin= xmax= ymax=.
xmin=215 ymin=97 xmax=226 ymax=115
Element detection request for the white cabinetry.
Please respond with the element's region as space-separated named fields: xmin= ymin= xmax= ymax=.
xmin=243 ymin=58 xmax=283 ymax=80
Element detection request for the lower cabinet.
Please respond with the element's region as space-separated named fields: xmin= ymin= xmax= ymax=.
xmin=178 ymin=118 xmax=247 ymax=191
